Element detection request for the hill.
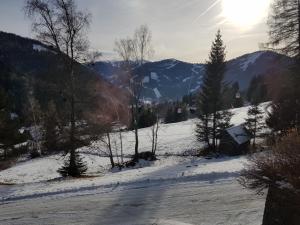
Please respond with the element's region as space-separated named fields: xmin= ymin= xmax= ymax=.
xmin=0 ymin=31 xmax=122 ymax=117
xmin=93 ymin=51 xmax=291 ymax=101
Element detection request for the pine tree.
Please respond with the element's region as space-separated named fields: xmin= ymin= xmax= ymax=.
xmin=164 ymin=106 xmax=175 ymax=124
xmin=43 ymin=101 xmax=59 ymax=154
xmin=58 ymin=151 xmax=87 ymax=177
xmin=232 ymin=82 xmax=244 ymax=108
xmin=266 ymin=0 xmax=300 ymax=133
xmin=196 ymin=30 xmax=232 ymax=152
xmin=0 ymin=88 xmax=23 ymax=159
xmin=245 ymin=102 xmax=265 ymax=148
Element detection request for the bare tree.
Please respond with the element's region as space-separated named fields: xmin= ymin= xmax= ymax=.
xmin=151 ymin=107 xmax=160 ymax=156
xmin=25 ymin=0 xmax=91 ymax=177
xmin=133 ymin=25 xmax=154 ymax=65
xmin=114 ymin=25 xmax=153 ymax=161
xmin=27 ymin=90 xmax=43 ymax=157
xmin=267 ymin=0 xmax=300 ymax=58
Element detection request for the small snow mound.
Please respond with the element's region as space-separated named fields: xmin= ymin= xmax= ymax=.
xmin=153 ymin=88 xmax=162 ymax=98
xmin=151 ymin=72 xmax=159 ymax=81
xmin=189 ymin=85 xmax=200 ymax=93
xmin=142 ymin=76 xmax=150 ymax=83
xmin=33 ymin=44 xmax=48 ymax=52
xmin=182 ymin=76 xmax=192 ymax=83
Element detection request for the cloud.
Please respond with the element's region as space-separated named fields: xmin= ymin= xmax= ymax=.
xmin=193 ymin=0 xmax=222 ymax=23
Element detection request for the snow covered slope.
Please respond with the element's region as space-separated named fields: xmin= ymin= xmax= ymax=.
xmin=0 ymin=103 xmax=270 ymax=199
xmin=93 ymin=51 xmax=291 ymax=101
xmin=0 ymin=104 xmax=269 ymax=225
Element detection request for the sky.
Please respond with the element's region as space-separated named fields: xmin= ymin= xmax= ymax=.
xmin=0 ymin=0 xmax=272 ymax=63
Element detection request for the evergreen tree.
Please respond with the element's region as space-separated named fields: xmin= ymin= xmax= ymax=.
xmin=164 ymin=102 xmax=188 ymax=124
xmin=246 ymin=76 xmax=268 ymax=104
xmin=266 ymin=0 xmax=300 ymax=133
xmin=138 ymin=106 xmax=157 ymax=128
xmin=223 ymin=82 xmax=244 ymax=109
xmin=43 ymin=101 xmax=59 ymax=154
xmin=58 ymin=151 xmax=87 ymax=177
xmin=0 ymin=88 xmax=23 ymax=159
xmin=164 ymin=106 xmax=175 ymax=124
xmin=232 ymin=82 xmax=244 ymax=108
xmin=25 ymin=0 xmax=91 ymax=176
xmin=196 ymin=30 xmax=232 ymax=152
xmin=245 ymin=102 xmax=265 ymax=148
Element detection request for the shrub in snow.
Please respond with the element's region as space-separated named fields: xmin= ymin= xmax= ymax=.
xmin=240 ymin=130 xmax=300 ymax=191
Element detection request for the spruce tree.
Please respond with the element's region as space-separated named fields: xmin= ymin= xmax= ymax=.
xmin=58 ymin=151 xmax=87 ymax=177
xmin=266 ymin=0 xmax=300 ymax=133
xmin=245 ymin=102 xmax=265 ymax=148
xmin=196 ymin=30 xmax=232 ymax=152
xmin=0 ymin=88 xmax=23 ymax=159
xmin=43 ymin=101 xmax=59 ymax=154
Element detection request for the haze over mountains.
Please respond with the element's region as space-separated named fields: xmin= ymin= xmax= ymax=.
xmin=0 ymin=31 xmax=291 ymax=103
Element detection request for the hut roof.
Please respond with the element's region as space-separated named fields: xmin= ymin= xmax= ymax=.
xmin=226 ymin=125 xmax=251 ymax=145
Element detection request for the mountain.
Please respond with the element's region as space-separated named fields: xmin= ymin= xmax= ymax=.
xmin=92 ymin=51 xmax=291 ymax=101
xmin=0 ymin=31 xmax=122 ymax=117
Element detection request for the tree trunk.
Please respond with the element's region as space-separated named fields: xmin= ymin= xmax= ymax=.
xmin=253 ymin=117 xmax=257 ymax=148
xmin=134 ymin=102 xmax=139 ymax=159
xmin=107 ymin=132 xmax=115 ymax=168
xmin=298 ymin=0 xmax=300 ymax=59
xmin=69 ymin=64 xmax=76 ymax=171
xmin=119 ymin=128 xmax=124 ymax=164
xmin=262 ymin=186 xmax=300 ymax=225
xmin=212 ymin=113 xmax=217 ymax=152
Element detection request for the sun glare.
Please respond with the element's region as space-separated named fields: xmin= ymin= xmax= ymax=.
xmin=222 ymin=0 xmax=270 ymax=28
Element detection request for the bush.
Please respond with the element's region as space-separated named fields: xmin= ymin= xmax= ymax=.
xmin=240 ymin=130 xmax=300 ymax=191
xmin=164 ymin=104 xmax=188 ymax=124
xmin=123 ymin=151 xmax=157 ymax=168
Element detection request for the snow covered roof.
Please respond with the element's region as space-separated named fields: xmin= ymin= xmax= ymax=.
xmin=225 ymin=125 xmax=250 ymax=145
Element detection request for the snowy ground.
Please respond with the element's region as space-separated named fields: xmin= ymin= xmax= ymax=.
xmin=0 ymin=180 xmax=265 ymax=225
xmin=0 ymin=103 xmax=270 ymax=224
xmin=81 ymin=102 xmax=271 ymax=157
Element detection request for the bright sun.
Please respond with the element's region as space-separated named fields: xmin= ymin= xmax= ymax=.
xmin=222 ymin=0 xmax=270 ymax=28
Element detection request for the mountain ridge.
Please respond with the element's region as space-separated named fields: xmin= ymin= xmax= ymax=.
xmin=92 ymin=50 xmax=291 ymax=101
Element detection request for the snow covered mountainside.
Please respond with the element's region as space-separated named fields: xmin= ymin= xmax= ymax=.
xmin=0 ymin=103 xmax=270 ymax=198
xmin=92 ymin=51 xmax=291 ymax=101
xmin=0 ymin=104 xmax=269 ymax=225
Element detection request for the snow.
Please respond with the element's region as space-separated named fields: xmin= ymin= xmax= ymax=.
xmin=240 ymin=52 xmax=264 ymax=71
xmin=153 ymin=88 xmax=162 ymax=98
xmin=0 ymin=180 xmax=265 ymax=225
xmin=164 ymin=59 xmax=178 ymax=70
xmin=163 ymin=74 xmax=171 ymax=81
xmin=182 ymin=76 xmax=192 ymax=83
xmin=226 ymin=125 xmax=250 ymax=145
xmin=32 ymin=44 xmax=48 ymax=52
xmin=0 ymin=103 xmax=270 ymax=184
xmin=142 ymin=76 xmax=150 ymax=83
xmin=189 ymin=85 xmax=201 ymax=93
xmin=191 ymin=64 xmax=203 ymax=74
xmin=10 ymin=113 xmax=18 ymax=120
xmin=0 ymin=103 xmax=269 ymax=224
xmin=151 ymin=72 xmax=159 ymax=81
